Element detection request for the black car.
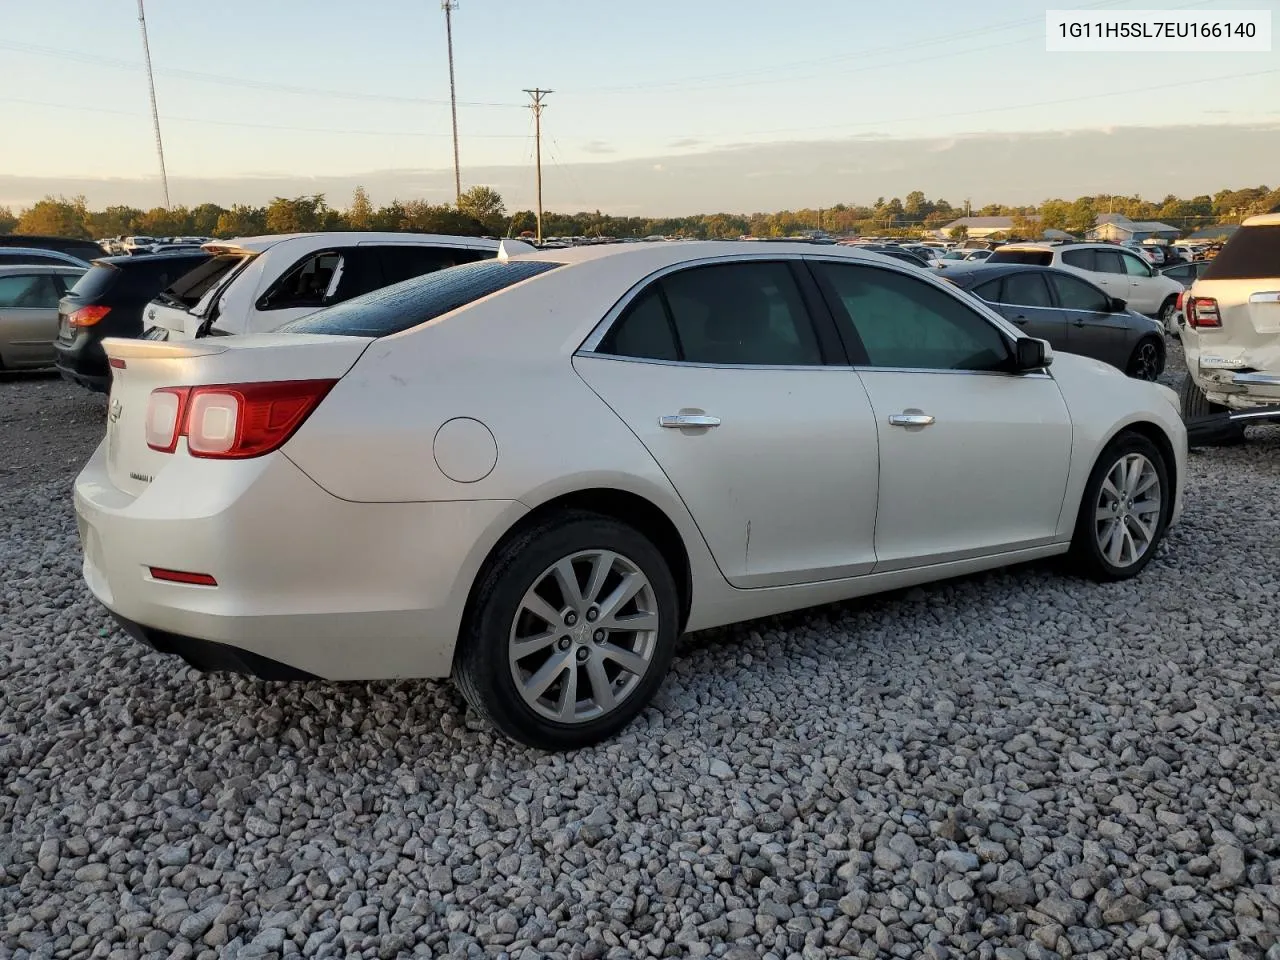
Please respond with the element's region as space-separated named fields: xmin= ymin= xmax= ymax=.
xmin=55 ymin=251 xmax=210 ymax=392
xmin=0 ymin=234 xmax=106 ymax=262
xmin=1160 ymin=259 xmax=1212 ymax=287
xmin=936 ymin=263 xmax=1166 ymax=380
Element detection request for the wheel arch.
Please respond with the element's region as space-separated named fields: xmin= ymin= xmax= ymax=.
xmin=461 ymin=485 xmax=695 ymax=639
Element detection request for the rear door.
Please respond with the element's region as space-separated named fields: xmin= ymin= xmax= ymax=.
xmin=0 ymin=272 xmax=66 ymax=365
xmin=1047 ymin=271 xmax=1130 ymax=368
xmin=574 ymin=258 xmax=881 ymax=588
xmin=971 ymin=271 xmax=1067 ymax=347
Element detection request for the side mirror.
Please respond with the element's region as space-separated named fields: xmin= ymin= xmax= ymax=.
xmin=1109 ymin=297 xmax=1128 ymax=312
xmin=1013 ymin=337 xmax=1051 ymax=372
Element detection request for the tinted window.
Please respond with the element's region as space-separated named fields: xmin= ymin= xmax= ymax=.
xmin=599 ymin=288 xmax=679 ymax=361
xmin=374 ymin=245 xmax=492 ymax=287
xmin=1001 ymin=271 xmax=1053 ymax=308
xmin=659 ymin=262 xmax=822 ymax=366
xmin=987 ymin=248 xmax=1053 ymax=266
xmin=65 ymin=263 xmax=121 ymax=301
xmin=1094 ymin=249 xmax=1126 ymax=275
xmin=1121 ymin=253 xmax=1151 ymax=277
xmin=1061 ymin=248 xmax=1097 ymax=271
xmin=972 ymin=279 xmax=1003 ymax=301
xmin=261 ymin=251 xmax=344 ymax=310
xmin=815 ymin=262 xmax=1009 ymax=371
xmin=162 ymin=254 xmax=248 ymax=308
xmin=1203 ymin=225 xmax=1280 ymax=281
xmin=1050 ymin=273 xmax=1109 ymax=312
xmin=279 ymin=259 xmax=562 ymax=337
xmin=1162 ymin=264 xmax=1194 ymax=284
xmin=0 ymin=274 xmax=60 ymax=308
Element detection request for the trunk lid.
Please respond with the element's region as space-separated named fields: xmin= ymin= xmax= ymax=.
xmin=101 ymin=334 xmax=372 ymax=496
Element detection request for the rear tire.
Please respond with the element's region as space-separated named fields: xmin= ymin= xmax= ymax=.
xmin=1178 ymin=372 xmax=1245 ymax=446
xmin=454 ymin=511 xmax=680 ymax=750
xmin=1125 ymin=337 xmax=1164 ymax=381
xmin=1069 ymin=432 xmax=1169 ymax=582
xmin=1158 ymin=296 xmax=1178 ymax=335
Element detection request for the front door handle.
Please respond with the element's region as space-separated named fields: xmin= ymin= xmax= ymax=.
xmin=660 ymin=414 xmax=721 ymax=428
xmin=888 ymin=413 xmax=935 ymax=427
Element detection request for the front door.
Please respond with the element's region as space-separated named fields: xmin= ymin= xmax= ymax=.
xmin=1048 ymin=271 xmax=1132 ymax=368
xmin=574 ymin=259 xmax=880 ymax=588
xmin=809 ymin=259 xmax=1073 ymax=570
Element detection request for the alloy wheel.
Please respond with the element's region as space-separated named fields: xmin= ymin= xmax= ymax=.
xmin=1132 ymin=342 xmax=1160 ymax=381
xmin=508 ymin=550 xmax=660 ymax=724
xmin=1094 ymin=453 xmax=1162 ymax=568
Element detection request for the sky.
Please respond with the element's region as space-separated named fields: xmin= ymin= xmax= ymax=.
xmin=2 ymin=0 xmax=1278 ymax=214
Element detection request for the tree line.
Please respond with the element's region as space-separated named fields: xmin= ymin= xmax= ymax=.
xmin=2 ymin=183 xmax=1274 ymax=242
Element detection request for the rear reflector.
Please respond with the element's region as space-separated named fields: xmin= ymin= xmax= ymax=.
xmin=148 ymin=567 xmax=217 ymax=586
xmin=146 ymin=379 xmax=337 ymax=459
xmin=108 ymin=357 xmax=127 ymax=370
xmin=1188 ymin=297 xmax=1221 ymax=329
xmin=69 ymin=305 xmax=112 ymax=327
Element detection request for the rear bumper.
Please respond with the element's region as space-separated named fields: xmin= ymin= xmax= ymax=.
xmin=74 ymin=441 xmax=527 ymax=680
xmin=54 ymin=337 xmax=110 ymax=392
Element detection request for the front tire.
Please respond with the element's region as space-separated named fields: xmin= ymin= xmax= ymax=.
xmin=454 ymin=511 xmax=680 ymax=750
xmin=1068 ymin=432 xmax=1169 ymax=582
xmin=1125 ymin=337 xmax=1164 ymax=381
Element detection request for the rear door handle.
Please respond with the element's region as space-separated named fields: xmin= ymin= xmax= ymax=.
xmin=888 ymin=413 xmax=935 ymax=427
xmin=660 ymin=414 xmax=721 ymax=428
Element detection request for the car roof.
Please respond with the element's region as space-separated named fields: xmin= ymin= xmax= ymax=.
xmin=1242 ymin=213 xmax=1280 ymax=227
xmin=0 ymin=247 xmax=88 ymax=263
xmin=934 ymin=262 xmax=1070 ymax=286
xmin=205 ymin=232 xmax=502 ymax=256
xmin=0 ymin=263 xmax=87 ymax=276
xmin=508 ymin=239 xmax=912 ymax=269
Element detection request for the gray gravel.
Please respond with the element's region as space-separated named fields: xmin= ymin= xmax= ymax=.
xmin=3 ymin=350 xmax=1279 ymax=960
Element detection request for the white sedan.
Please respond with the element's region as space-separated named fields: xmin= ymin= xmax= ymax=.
xmin=75 ymin=242 xmax=1187 ymax=749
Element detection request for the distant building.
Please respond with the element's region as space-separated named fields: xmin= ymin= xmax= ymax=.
xmin=1184 ymin=223 xmax=1239 ymax=241
xmin=939 ymin=216 xmax=1040 ymax=239
xmin=1086 ymin=214 xmax=1180 ymax=242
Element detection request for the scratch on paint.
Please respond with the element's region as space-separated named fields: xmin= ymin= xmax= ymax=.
xmin=745 ymin=520 xmax=751 ymax=571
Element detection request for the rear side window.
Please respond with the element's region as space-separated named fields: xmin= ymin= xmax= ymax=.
xmin=278 ymin=259 xmax=562 ymax=337
xmin=162 ymin=254 xmax=248 ymax=308
xmin=599 ymin=288 xmax=679 ymax=361
xmin=373 ymin=245 xmax=493 ymax=286
xmin=987 ymin=249 xmax=1053 ymax=266
xmin=1203 ymin=225 xmax=1280 ymax=280
xmin=1093 ymin=249 xmax=1127 ymax=275
xmin=971 ymin=278 xmax=1003 ymax=301
xmin=1060 ymin=249 xmax=1097 ymax=271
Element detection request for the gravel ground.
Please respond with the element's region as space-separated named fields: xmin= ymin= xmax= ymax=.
xmin=2 ymin=348 xmax=1279 ymax=960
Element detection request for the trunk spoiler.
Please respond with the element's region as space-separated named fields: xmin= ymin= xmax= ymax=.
xmin=101 ymin=337 xmax=229 ymax=359
xmin=1186 ymin=405 xmax=1280 ymax=446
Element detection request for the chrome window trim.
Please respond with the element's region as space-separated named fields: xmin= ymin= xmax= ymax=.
xmin=574 ymin=350 xmax=1053 ymax=380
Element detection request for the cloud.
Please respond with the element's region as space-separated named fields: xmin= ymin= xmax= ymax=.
xmin=668 ymin=138 xmax=703 ymax=148
xmin=581 ymin=140 xmax=616 ymax=154
xmin=4 ymin=123 xmax=1278 ymax=216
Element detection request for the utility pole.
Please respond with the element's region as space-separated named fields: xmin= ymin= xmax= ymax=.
xmin=522 ymin=88 xmax=552 ymax=241
xmin=442 ymin=0 xmax=461 ymax=206
xmin=136 ymin=0 xmax=170 ymax=209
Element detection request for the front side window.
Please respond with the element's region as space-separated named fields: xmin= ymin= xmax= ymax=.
xmin=814 ymin=262 xmax=1010 ymax=371
xmin=1001 ymin=271 xmax=1054 ymax=308
xmin=0 ymin=274 xmax=60 ymax=308
xmin=597 ymin=261 xmax=823 ymax=366
xmin=1050 ymin=273 xmax=1110 ymax=312
xmin=260 ymin=251 xmax=345 ymax=310
xmin=1121 ymin=253 xmax=1151 ymax=277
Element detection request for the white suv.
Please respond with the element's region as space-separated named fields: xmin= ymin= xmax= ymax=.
xmin=1179 ymin=213 xmax=1280 ymax=442
xmin=988 ymin=242 xmax=1185 ymax=332
xmin=143 ymin=232 xmax=499 ymax=340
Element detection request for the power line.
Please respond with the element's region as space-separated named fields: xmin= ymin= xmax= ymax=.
xmin=135 ymin=0 xmax=169 ymax=209
xmin=524 ymin=89 xmax=552 ymax=242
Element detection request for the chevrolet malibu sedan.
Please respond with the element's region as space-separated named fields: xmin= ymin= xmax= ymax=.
xmin=75 ymin=242 xmax=1187 ymax=749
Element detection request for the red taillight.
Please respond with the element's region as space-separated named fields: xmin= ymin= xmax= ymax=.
xmin=146 ymin=380 xmax=336 ymax=459
xmin=1175 ymin=291 xmax=1185 ymax=312
xmin=108 ymin=357 xmax=126 ymax=370
xmin=148 ymin=567 xmax=217 ymax=586
xmin=68 ymin=305 xmax=111 ymax=327
xmin=1188 ymin=297 xmax=1221 ymax=329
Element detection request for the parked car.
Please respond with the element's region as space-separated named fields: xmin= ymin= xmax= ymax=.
xmin=937 ymin=263 xmax=1165 ymax=380
xmin=1161 ymin=259 xmax=1213 ymax=288
xmin=0 ymin=234 xmax=105 ymax=262
xmin=56 ymin=250 xmax=211 ymax=393
xmin=937 ymin=249 xmax=994 ymax=266
xmin=141 ymin=233 xmax=501 ymax=340
xmin=76 ymin=241 xmax=1186 ymax=749
xmin=988 ymin=242 xmax=1184 ymax=328
xmin=122 ymin=236 xmax=158 ymax=254
xmin=0 ymin=247 xmax=91 ymax=268
xmin=0 ymin=264 xmax=88 ymax=370
xmin=1178 ymin=213 xmax=1280 ymax=443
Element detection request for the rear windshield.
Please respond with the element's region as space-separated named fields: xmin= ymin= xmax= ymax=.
xmin=986 ymin=249 xmax=1053 ymax=266
xmin=64 ymin=263 xmax=121 ymax=301
xmin=160 ymin=253 xmax=247 ymax=309
xmin=1202 ymin=225 xmax=1280 ymax=281
xmin=278 ymin=259 xmax=563 ymax=337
